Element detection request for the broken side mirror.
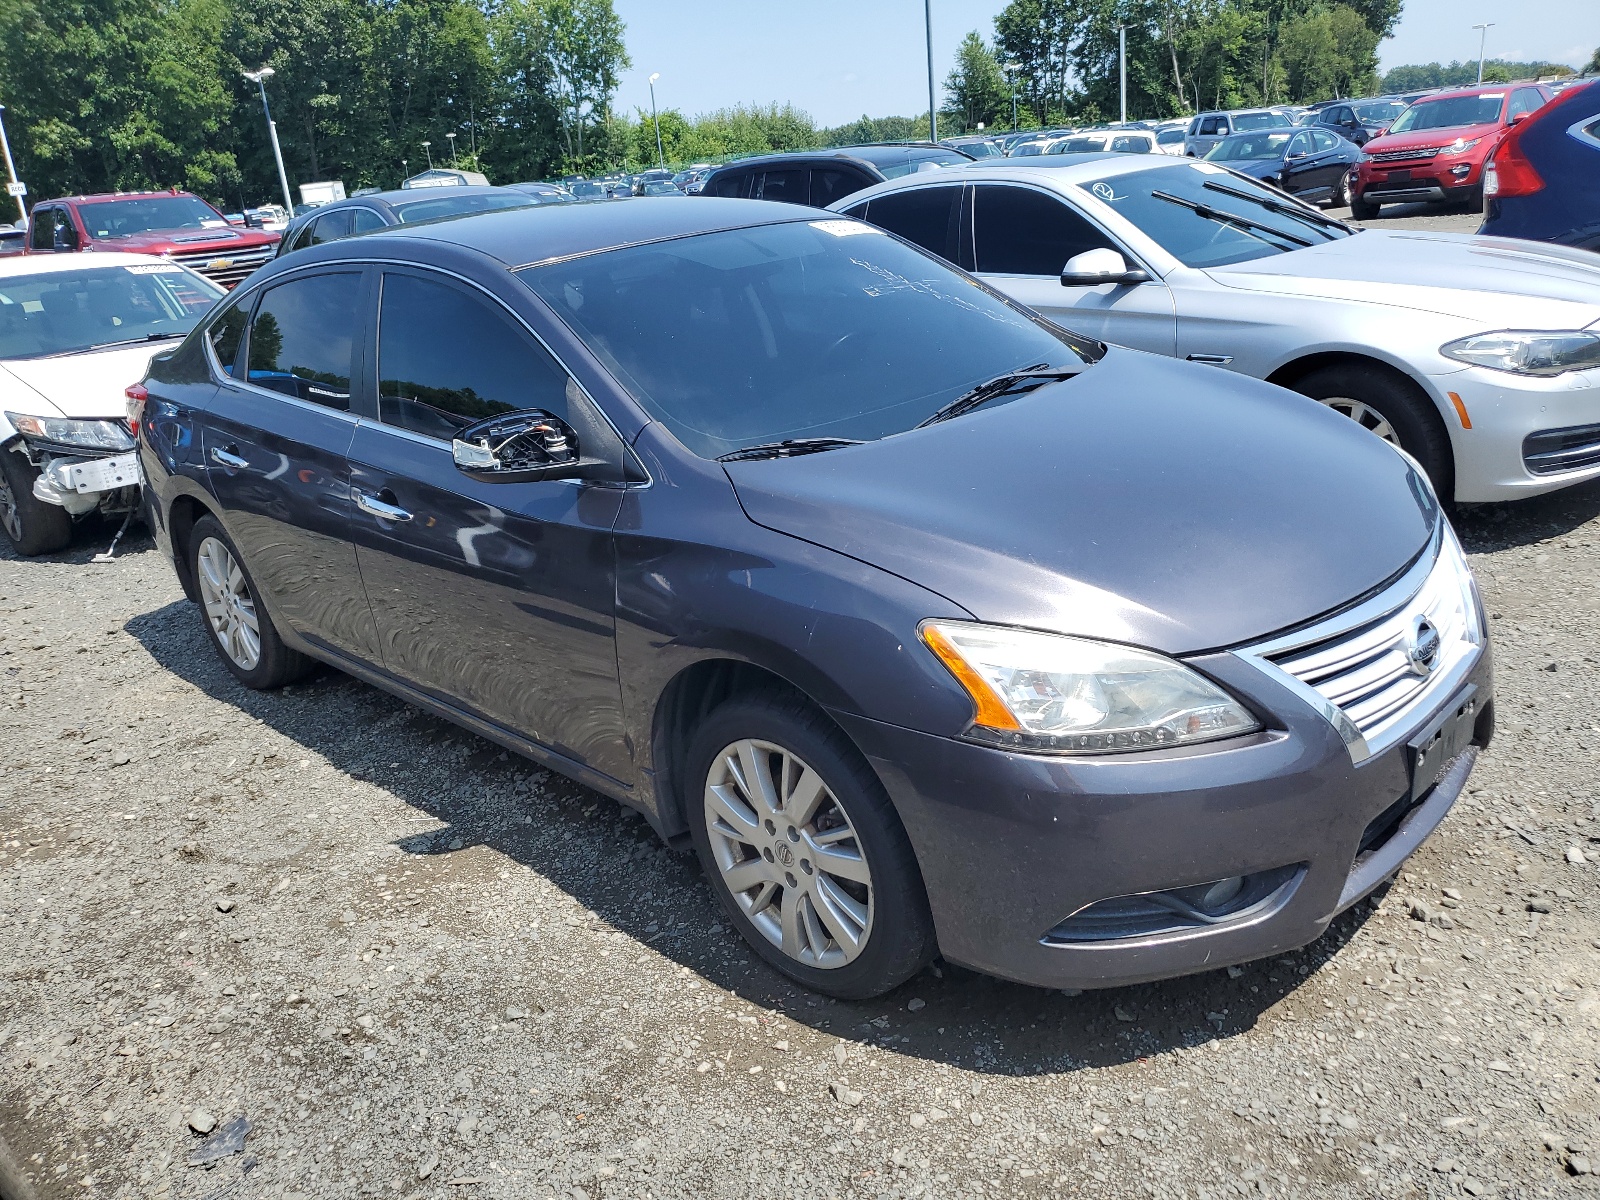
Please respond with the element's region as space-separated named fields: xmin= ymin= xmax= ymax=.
xmin=451 ymin=409 xmax=605 ymax=483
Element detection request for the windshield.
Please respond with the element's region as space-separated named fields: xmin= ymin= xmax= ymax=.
xmin=394 ymin=193 xmax=534 ymax=223
xmin=1082 ymin=162 xmax=1346 ymax=267
xmin=1157 ymin=129 xmax=1186 ymax=145
xmin=76 ymin=196 xmax=228 ymax=238
xmin=1056 ymin=137 xmax=1108 ymax=153
xmin=519 ymin=219 xmax=1097 ymax=459
xmin=1389 ymin=94 xmax=1503 ymax=133
xmin=1233 ymin=112 xmax=1292 ymax=131
xmin=570 ymin=182 xmax=605 ymax=198
xmin=1355 ymin=100 xmax=1408 ymax=125
xmin=1207 ymin=132 xmax=1294 ymax=161
xmin=0 ymin=263 xmax=222 ymax=359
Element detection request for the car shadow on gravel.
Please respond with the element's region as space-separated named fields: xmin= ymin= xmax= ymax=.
xmin=1452 ymin=477 xmax=1600 ymax=552
xmin=125 ymin=595 xmax=1396 ymax=1080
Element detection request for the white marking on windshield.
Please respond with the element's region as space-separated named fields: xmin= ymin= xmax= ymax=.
xmin=809 ymin=219 xmax=878 ymax=237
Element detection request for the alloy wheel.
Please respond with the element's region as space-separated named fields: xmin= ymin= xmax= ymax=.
xmin=704 ymin=738 xmax=873 ymax=969
xmin=1320 ymin=396 xmax=1400 ymax=445
xmin=196 ymin=536 xmax=262 ymax=670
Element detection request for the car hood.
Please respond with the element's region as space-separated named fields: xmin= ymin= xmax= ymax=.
xmin=91 ymin=227 xmax=278 ymax=253
xmin=725 ymin=350 xmax=1437 ymax=655
xmin=1362 ymin=122 xmax=1500 ymax=154
xmin=0 ymin=343 xmax=172 ymax=420
xmin=1205 ymin=230 xmax=1600 ymax=328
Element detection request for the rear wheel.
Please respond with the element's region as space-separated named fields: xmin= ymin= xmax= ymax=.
xmin=1328 ymin=173 xmax=1350 ymax=208
xmin=687 ymin=691 xmax=935 ymax=999
xmin=188 ymin=515 xmax=312 ymax=688
xmin=0 ymin=442 xmax=72 ymax=557
xmin=1292 ymin=363 xmax=1454 ymax=499
xmin=1349 ymin=196 xmax=1379 ymax=221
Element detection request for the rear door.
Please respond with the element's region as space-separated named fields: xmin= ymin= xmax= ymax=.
xmin=201 ymin=268 xmax=379 ymax=661
xmin=344 ymin=267 xmax=633 ymax=783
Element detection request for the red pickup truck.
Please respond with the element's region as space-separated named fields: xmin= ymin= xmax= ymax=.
xmin=24 ymin=190 xmax=280 ymax=289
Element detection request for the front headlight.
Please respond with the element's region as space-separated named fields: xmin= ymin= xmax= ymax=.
xmin=5 ymin=412 xmax=136 ymax=452
xmin=1440 ymin=330 xmax=1600 ymax=377
xmin=1440 ymin=136 xmax=1482 ymax=155
xmin=921 ymin=621 xmax=1261 ymax=754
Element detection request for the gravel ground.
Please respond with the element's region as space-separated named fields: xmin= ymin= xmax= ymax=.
xmin=3 ymin=210 xmax=1597 ymax=1200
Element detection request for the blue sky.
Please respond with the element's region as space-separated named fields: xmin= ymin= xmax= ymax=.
xmin=612 ymin=0 xmax=1600 ymax=127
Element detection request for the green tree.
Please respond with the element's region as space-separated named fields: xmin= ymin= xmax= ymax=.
xmin=1276 ymin=4 xmax=1379 ymax=102
xmin=944 ymin=31 xmax=1010 ymax=133
xmin=542 ymin=0 xmax=629 ymax=169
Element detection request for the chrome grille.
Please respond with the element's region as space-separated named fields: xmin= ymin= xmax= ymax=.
xmin=1236 ymin=527 xmax=1483 ymax=763
xmin=1369 ymin=147 xmax=1441 ymax=163
xmin=168 ymin=244 xmax=276 ymax=289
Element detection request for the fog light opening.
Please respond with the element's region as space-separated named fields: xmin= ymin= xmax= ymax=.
xmin=1042 ymin=864 xmax=1304 ymax=945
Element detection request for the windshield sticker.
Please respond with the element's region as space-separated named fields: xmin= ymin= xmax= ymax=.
xmin=1090 ymin=181 xmax=1118 ymax=204
xmin=810 ymin=219 xmax=878 ymax=238
xmin=125 ymin=263 xmax=185 ymax=274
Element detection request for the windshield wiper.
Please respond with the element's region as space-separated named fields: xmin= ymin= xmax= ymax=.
xmin=80 ymin=331 xmax=187 ymax=352
xmin=1200 ymin=180 xmax=1349 ymax=237
xmin=1150 ymin=191 xmax=1314 ymax=249
xmin=916 ymin=363 xmax=1081 ymax=428
xmin=716 ymin=437 xmax=864 ymax=462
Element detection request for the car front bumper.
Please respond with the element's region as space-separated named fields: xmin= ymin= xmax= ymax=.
xmin=1432 ymin=365 xmax=1600 ymax=502
xmin=833 ymin=643 xmax=1493 ymax=992
xmin=1353 ymin=162 xmax=1483 ymax=207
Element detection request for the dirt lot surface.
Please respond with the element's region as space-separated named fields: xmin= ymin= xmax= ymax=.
xmin=2 ymin=208 xmax=1597 ymax=1200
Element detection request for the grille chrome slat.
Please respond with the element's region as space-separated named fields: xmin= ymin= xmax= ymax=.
xmin=1370 ymin=146 xmax=1442 ymax=162
xmin=168 ymin=245 xmax=275 ymax=289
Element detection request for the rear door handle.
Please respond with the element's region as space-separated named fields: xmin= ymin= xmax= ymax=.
xmin=352 ymin=488 xmax=413 ymax=522
xmin=210 ymin=446 xmax=248 ymax=470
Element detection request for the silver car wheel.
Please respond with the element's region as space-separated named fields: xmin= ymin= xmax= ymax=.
xmin=704 ymin=738 xmax=873 ymax=969
xmin=1321 ymin=396 xmax=1399 ymax=446
xmin=195 ymin=536 xmax=262 ymax=671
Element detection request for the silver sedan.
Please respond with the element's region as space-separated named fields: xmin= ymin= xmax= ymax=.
xmin=831 ymin=155 xmax=1600 ymax=503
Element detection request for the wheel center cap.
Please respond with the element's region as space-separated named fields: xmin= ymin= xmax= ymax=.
xmin=774 ymin=842 xmax=794 ymax=868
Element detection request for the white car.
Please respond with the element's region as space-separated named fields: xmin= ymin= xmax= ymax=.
xmin=1046 ymin=129 xmax=1159 ymax=155
xmin=1 ymin=253 xmax=224 ymax=554
xmin=832 ymin=155 xmax=1600 ymax=503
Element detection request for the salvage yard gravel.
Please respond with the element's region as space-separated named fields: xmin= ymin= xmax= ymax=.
xmin=2 ymin=480 xmax=1598 ymax=1199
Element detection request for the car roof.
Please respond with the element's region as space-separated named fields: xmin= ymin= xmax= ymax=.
xmin=1412 ymin=84 xmax=1522 ymax=100
xmin=342 ymin=196 xmax=823 ymax=268
xmin=836 ymin=154 xmax=1185 ymax=206
xmin=0 ymin=251 xmax=197 ymax=277
xmin=39 ymin=191 xmax=206 ymax=206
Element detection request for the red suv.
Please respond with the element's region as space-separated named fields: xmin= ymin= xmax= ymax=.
xmin=1349 ymin=83 xmax=1553 ymax=219
xmin=24 ymin=190 xmax=280 ymax=289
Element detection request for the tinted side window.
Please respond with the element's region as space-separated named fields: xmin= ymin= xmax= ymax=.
xmin=811 ymin=168 xmax=867 ymax=208
xmin=858 ymin=186 xmax=960 ymax=261
xmin=1287 ymin=132 xmax=1312 ymax=156
xmin=245 ymin=272 xmax=361 ymax=409
xmin=1199 ymin=117 xmax=1220 ymax=135
xmin=377 ymin=272 xmax=570 ymax=441
xmin=705 ymin=170 xmax=749 ymax=198
xmin=1110 ymin=136 xmax=1150 ymax=153
xmin=348 ymin=207 xmax=386 ymax=235
xmin=207 ymin=301 xmax=249 ymax=376
xmin=753 ymin=169 xmax=806 ymax=203
xmin=282 ymin=220 xmax=316 ymax=255
xmin=310 ymin=210 xmax=354 ymax=245
xmin=973 ymin=186 xmax=1114 ymax=275
xmin=1508 ymin=88 xmax=1544 ymax=120
xmin=30 ymin=209 xmax=56 ymax=250
xmin=1311 ymin=129 xmax=1339 ymax=151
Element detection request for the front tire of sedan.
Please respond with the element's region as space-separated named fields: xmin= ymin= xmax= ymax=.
xmin=687 ymin=692 xmax=935 ymax=999
xmin=188 ymin=515 xmax=313 ymax=689
xmin=0 ymin=442 xmax=72 ymax=557
xmin=1293 ymin=363 xmax=1453 ymax=500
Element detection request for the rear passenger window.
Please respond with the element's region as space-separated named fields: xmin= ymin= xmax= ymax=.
xmin=207 ymin=301 xmax=249 ymax=375
xmin=376 ymin=272 xmax=571 ymax=441
xmin=704 ymin=171 xmax=749 ymax=198
xmin=857 ymin=186 xmax=960 ymax=261
xmin=309 ymin=210 xmax=353 ymax=245
xmin=973 ymin=186 xmax=1115 ymax=276
xmin=811 ymin=169 xmax=865 ymax=208
xmin=754 ymin=169 xmax=806 ymax=203
xmin=349 ymin=208 xmax=386 ymax=235
xmin=245 ymin=272 xmax=361 ymax=409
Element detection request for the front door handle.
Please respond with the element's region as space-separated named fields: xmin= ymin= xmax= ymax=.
xmin=353 ymin=488 xmax=413 ymax=522
xmin=210 ymin=445 xmax=248 ymax=470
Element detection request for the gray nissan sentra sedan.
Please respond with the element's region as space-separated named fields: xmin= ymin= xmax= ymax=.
xmin=133 ymin=199 xmax=1493 ymax=999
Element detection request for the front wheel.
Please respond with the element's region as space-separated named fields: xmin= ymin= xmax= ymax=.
xmin=1292 ymin=363 xmax=1454 ymax=500
xmin=0 ymin=443 xmax=72 ymax=557
xmin=687 ymin=692 xmax=935 ymax=999
xmin=1350 ymin=196 xmax=1379 ymax=221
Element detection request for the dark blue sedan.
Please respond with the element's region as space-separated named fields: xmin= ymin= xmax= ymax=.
xmin=130 ymin=200 xmax=1491 ymax=998
xmin=1480 ymin=80 xmax=1600 ymax=251
xmin=1204 ymin=127 xmax=1363 ymax=207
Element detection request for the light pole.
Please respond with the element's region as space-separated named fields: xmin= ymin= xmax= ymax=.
xmin=1118 ymin=25 xmax=1128 ymax=124
xmin=1003 ymin=63 xmax=1019 ymax=131
xmin=0 ymin=104 xmax=25 ymax=223
xmin=242 ymin=67 xmax=295 ymax=218
xmin=923 ymin=0 xmax=938 ymax=142
xmin=648 ymin=73 xmax=665 ymax=170
xmin=422 ymin=140 xmax=432 ymax=169
xmin=1473 ymin=23 xmax=1495 ymax=83
xmin=446 ymin=131 xmax=457 ymax=167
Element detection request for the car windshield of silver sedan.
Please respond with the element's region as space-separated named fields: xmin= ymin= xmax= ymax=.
xmin=0 ymin=264 xmax=223 ymax=359
xmin=1082 ymin=163 xmax=1352 ymax=268
xmin=519 ymin=218 xmax=1099 ymax=460
xmin=1206 ymin=132 xmax=1294 ymax=161
xmin=1388 ymin=95 xmax=1502 ymax=133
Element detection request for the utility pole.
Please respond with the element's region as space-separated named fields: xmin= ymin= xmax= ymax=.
xmin=243 ymin=67 xmax=295 ymax=218
xmin=924 ymin=0 xmax=937 ymax=142
xmin=1004 ymin=63 xmax=1019 ymax=131
xmin=648 ymin=73 xmax=665 ymax=169
xmin=0 ymin=104 xmax=25 ymax=222
xmin=1118 ymin=25 xmax=1128 ymax=124
xmin=1473 ymin=23 xmax=1494 ymax=83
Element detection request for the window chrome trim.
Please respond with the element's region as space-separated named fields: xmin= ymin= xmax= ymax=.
xmin=1568 ymin=112 xmax=1600 ymax=153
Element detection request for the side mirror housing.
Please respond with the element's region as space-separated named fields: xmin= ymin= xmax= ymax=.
xmin=1061 ymin=247 xmax=1149 ymax=287
xmin=1509 ymin=111 xmax=1529 ymax=125
xmin=451 ymin=409 xmax=604 ymax=483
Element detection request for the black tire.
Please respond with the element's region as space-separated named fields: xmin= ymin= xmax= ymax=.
xmin=1349 ymin=197 xmax=1379 ymax=221
xmin=187 ymin=514 xmax=313 ymax=689
xmin=1292 ymin=363 xmax=1454 ymax=500
xmin=0 ymin=442 xmax=72 ymax=557
xmin=686 ymin=691 xmax=935 ymax=999
xmin=1328 ymin=173 xmax=1350 ymax=208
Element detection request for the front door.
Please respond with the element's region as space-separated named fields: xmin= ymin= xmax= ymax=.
xmin=344 ymin=268 xmax=632 ymax=784
xmin=968 ymin=183 xmax=1176 ymax=355
xmin=201 ymin=268 xmax=379 ymax=661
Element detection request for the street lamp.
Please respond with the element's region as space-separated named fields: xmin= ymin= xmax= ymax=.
xmin=648 ymin=73 xmax=665 ymax=170
xmin=923 ymin=0 xmax=937 ymax=142
xmin=0 ymin=104 xmax=25 ymax=223
xmin=1003 ymin=63 xmax=1019 ymax=132
xmin=1473 ymin=23 xmax=1495 ymax=83
xmin=421 ymin=140 xmax=432 ymax=169
xmin=446 ymin=131 xmax=457 ymax=167
xmin=242 ymin=66 xmax=295 ymax=218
